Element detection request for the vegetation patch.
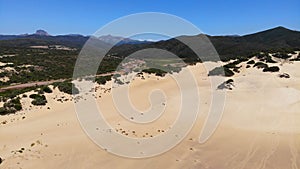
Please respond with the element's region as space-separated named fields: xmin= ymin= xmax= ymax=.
xmin=142 ymin=68 xmax=167 ymax=77
xmin=272 ymin=52 xmax=291 ymax=59
xmin=253 ymin=62 xmax=268 ymax=69
xmin=29 ymin=94 xmax=47 ymax=106
xmin=278 ymin=73 xmax=290 ymax=78
xmin=53 ymin=81 xmax=79 ymax=95
xmin=0 ymin=97 xmax=22 ymax=115
xmin=263 ymin=66 xmax=280 ymax=72
xmin=217 ymin=79 xmax=234 ymax=90
xmin=41 ymin=86 xmax=53 ymax=93
xmin=208 ymin=66 xmax=234 ymax=77
xmin=247 ymin=60 xmax=255 ymax=64
xmin=0 ymin=87 xmax=36 ymax=101
xmin=95 ymin=75 xmax=112 ymax=85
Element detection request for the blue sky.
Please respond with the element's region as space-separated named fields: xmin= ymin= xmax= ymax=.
xmin=0 ymin=0 xmax=299 ymax=36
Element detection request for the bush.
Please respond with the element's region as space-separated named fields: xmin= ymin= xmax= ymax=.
xmin=142 ymin=68 xmax=167 ymax=77
xmin=247 ymin=60 xmax=255 ymax=64
xmin=95 ymin=75 xmax=112 ymax=85
xmin=208 ymin=66 xmax=234 ymax=77
xmin=273 ymin=53 xmax=291 ymax=59
xmin=263 ymin=66 xmax=280 ymax=72
xmin=265 ymin=55 xmax=277 ymax=63
xmin=0 ymin=87 xmax=36 ymax=101
xmin=42 ymin=86 xmax=53 ymax=93
xmin=254 ymin=62 xmax=268 ymax=69
xmin=0 ymin=97 xmax=22 ymax=115
xmin=53 ymin=81 xmax=79 ymax=95
xmin=30 ymin=94 xmax=47 ymax=106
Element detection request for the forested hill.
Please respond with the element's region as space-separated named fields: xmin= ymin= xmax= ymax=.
xmin=1 ymin=26 xmax=300 ymax=61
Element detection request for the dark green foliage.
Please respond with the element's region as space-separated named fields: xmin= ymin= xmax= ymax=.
xmin=265 ymin=55 xmax=277 ymax=63
xmin=273 ymin=52 xmax=291 ymax=59
xmin=224 ymin=62 xmax=241 ymax=69
xmin=53 ymin=81 xmax=79 ymax=95
xmin=30 ymin=94 xmax=47 ymax=106
xmin=29 ymin=94 xmax=40 ymax=99
xmin=253 ymin=62 xmax=268 ymax=69
xmin=217 ymin=79 xmax=234 ymax=90
xmin=142 ymin=68 xmax=167 ymax=77
xmin=247 ymin=60 xmax=255 ymax=64
xmin=0 ymin=87 xmax=36 ymax=101
xmin=114 ymin=79 xmax=124 ymax=85
xmin=107 ymin=27 xmax=300 ymax=62
xmin=0 ymin=97 xmax=22 ymax=115
xmin=226 ymin=79 xmax=234 ymax=83
xmin=233 ymin=68 xmax=240 ymax=73
xmin=263 ymin=66 xmax=280 ymax=72
xmin=95 ymin=75 xmax=112 ymax=85
xmin=208 ymin=66 xmax=234 ymax=77
xmin=255 ymin=53 xmax=277 ymax=63
xmin=41 ymin=86 xmax=52 ymax=93
xmin=290 ymin=53 xmax=300 ymax=61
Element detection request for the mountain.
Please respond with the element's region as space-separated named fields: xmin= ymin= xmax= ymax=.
xmin=0 ymin=29 xmax=92 ymax=48
xmin=98 ymin=35 xmax=150 ymax=45
xmin=34 ymin=29 xmax=50 ymax=36
xmin=207 ymin=26 xmax=300 ymax=60
xmin=0 ymin=31 xmax=149 ymax=48
xmin=0 ymin=26 xmax=299 ymax=61
xmin=106 ymin=26 xmax=300 ymax=61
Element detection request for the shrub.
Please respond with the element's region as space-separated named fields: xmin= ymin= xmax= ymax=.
xmin=253 ymin=62 xmax=268 ymax=69
xmin=208 ymin=66 xmax=234 ymax=77
xmin=142 ymin=68 xmax=167 ymax=77
xmin=42 ymin=86 xmax=52 ymax=93
xmin=53 ymin=81 xmax=79 ymax=95
xmin=29 ymin=94 xmax=40 ymax=99
xmin=273 ymin=53 xmax=291 ymax=59
xmin=30 ymin=94 xmax=47 ymax=106
xmin=226 ymin=79 xmax=234 ymax=83
xmin=0 ymin=97 xmax=22 ymax=115
xmin=95 ymin=75 xmax=112 ymax=85
xmin=265 ymin=55 xmax=277 ymax=63
xmin=247 ymin=60 xmax=255 ymax=64
xmin=263 ymin=66 xmax=280 ymax=72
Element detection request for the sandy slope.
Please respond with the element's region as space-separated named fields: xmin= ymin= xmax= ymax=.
xmin=0 ymin=61 xmax=300 ymax=169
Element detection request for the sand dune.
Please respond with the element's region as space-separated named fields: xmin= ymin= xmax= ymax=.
xmin=0 ymin=61 xmax=300 ymax=169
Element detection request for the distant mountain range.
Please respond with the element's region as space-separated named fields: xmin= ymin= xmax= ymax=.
xmin=0 ymin=26 xmax=300 ymax=61
xmin=0 ymin=30 xmax=150 ymax=47
xmin=98 ymin=35 xmax=150 ymax=45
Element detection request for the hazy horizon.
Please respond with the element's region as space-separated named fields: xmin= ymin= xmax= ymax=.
xmin=0 ymin=0 xmax=299 ymax=36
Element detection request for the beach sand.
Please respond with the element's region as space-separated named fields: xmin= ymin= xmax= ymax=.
xmin=0 ymin=61 xmax=300 ymax=169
